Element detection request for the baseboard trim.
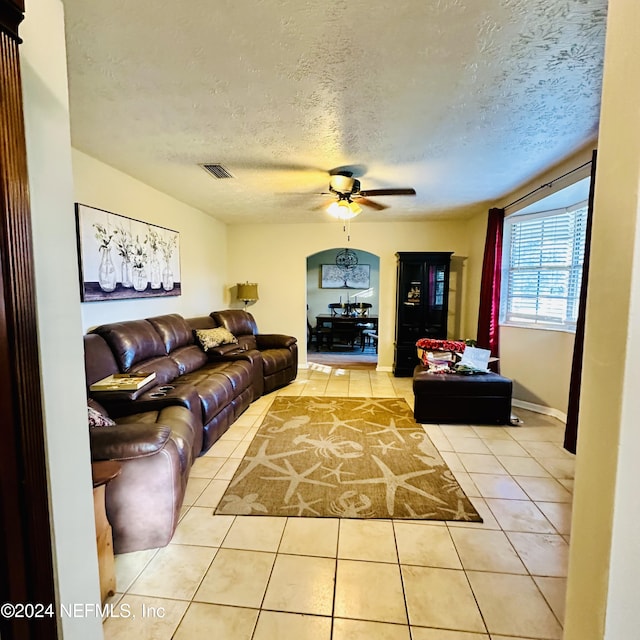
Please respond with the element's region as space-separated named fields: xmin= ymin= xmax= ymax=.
xmin=512 ymin=399 xmax=567 ymax=424
xmin=376 ymin=365 xmax=393 ymax=372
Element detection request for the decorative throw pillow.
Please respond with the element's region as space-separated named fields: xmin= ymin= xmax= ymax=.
xmin=195 ymin=327 xmax=238 ymax=351
xmin=88 ymin=405 xmax=116 ymax=428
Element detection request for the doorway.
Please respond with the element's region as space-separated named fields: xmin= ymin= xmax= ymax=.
xmin=306 ymin=247 xmax=380 ymax=369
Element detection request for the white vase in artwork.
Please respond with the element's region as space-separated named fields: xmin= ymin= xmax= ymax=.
xmin=132 ymin=266 xmax=148 ymax=292
xmin=162 ymin=262 xmax=174 ymax=291
xmin=150 ymin=254 xmax=161 ymax=289
xmin=121 ymin=258 xmax=133 ymax=288
xmin=98 ymin=248 xmax=117 ymax=292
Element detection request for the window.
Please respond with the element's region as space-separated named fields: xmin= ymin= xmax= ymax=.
xmin=501 ymin=201 xmax=588 ymax=331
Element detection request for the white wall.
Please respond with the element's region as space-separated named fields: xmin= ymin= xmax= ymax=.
xmin=72 ymin=149 xmax=228 ymax=331
xmin=564 ymin=0 xmax=640 ymax=636
xmin=462 ymin=209 xmax=488 ymax=345
xmin=500 ymin=326 xmax=574 ymax=417
xmin=226 ymin=219 xmax=474 ymax=370
xmin=21 ymin=1 xmax=103 ymax=638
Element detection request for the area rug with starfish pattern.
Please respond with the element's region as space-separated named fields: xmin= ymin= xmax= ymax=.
xmin=215 ymin=396 xmax=482 ymax=521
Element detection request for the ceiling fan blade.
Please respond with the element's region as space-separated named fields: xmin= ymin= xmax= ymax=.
xmin=311 ymin=199 xmax=335 ymax=211
xmin=358 ymin=188 xmax=416 ymax=197
xmin=353 ymin=197 xmax=389 ymax=211
xmin=276 ymin=191 xmax=332 ymax=196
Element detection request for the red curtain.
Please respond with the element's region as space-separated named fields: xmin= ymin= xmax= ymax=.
xmin=477 ymin=208 xmax=505 ymax=365
xmin=564 ymin=150 xmax=597 ymax=454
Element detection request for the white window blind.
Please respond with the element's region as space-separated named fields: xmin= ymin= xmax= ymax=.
xmin=502 ymin=202 xmax=588 ymax=330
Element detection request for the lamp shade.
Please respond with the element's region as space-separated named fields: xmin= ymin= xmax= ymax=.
xmin=237 ymin=282 xmax=259 ymax=302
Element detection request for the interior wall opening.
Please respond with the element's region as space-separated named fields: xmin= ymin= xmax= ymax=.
xmin=306 ymin=247 xmax=380 ymax=369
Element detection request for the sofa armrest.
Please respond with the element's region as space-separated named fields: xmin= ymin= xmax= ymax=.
xmin=90 ymin=423 xmax=171 ymax=461
xmin=256 ymin=334 xmax=297 ymax=349
xmin=206 ymin=345 xmax=261 ymax=363
xmin=204 ymin=343 xmax=248 ymax=358
xmin=92 ymin=384 xmax=202 ymax=420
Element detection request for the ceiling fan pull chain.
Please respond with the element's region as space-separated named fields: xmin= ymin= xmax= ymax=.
xmin=336 ymin=215 xmax=353 ymax=242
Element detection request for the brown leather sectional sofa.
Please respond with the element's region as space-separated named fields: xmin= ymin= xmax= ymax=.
xmin=84 ymin=310 xmax=297 ymax=553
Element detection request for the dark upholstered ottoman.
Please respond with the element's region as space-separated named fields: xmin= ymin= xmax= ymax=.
xmin=413 ymin=365 xmax=512 ymax=424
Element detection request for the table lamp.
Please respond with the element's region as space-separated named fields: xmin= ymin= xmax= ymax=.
xmin=237 ymin=282 xmax=259 ymax=309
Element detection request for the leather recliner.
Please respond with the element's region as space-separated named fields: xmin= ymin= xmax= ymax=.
xmin=210 ymin=310 xmax=298 ymax=394
xmin=84 ymin=333 xmax=202 ymax=553
xmin=83 ymin=311 xmax=298 ymax=553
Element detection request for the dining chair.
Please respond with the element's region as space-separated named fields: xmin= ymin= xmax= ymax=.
xmin=351 ymin=302 xmax=372 ymax=317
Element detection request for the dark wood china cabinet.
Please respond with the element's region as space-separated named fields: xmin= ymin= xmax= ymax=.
xmin=393 ymin=252 xmax=453 ymax=376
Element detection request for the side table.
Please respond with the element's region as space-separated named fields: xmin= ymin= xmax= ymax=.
xmin=92 ymin=460 xmax=122 ymax=602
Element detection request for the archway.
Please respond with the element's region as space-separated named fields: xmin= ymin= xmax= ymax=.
xmin=306 ymin=247 xmax=380 ymax=367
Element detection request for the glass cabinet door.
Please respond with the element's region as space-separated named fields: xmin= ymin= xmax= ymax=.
xmin=429 ymin=264 xmax=446 ymax=308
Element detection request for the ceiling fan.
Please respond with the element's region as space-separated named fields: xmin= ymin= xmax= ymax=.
xmin=314 ymin=170 xmax=416 ymax=219
xmin=246 ymin=162 xmax=417 ymax=217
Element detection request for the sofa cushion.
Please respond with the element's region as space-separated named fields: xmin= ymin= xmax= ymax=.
xmin=211 ymin=309 xmax=257 ymax=335
xmin=195 ymin=375 xmax=234 ymax=425
xmin=131 ymin=356 xmax=180 ymax=385
xmin=92 ymin=320 xmax=166 ymax=372
xmin=195 ymin=327 xmax=238 ymax=351
xmin=169 ymin=345 xmax=208 ymax=375
xmin=215 ymin=359 xmax=254 ymax=392
xmin=178 ymin=368 xmax=235 ymax=425
xmin=147 ymin=314 xmax=194 ymax=353
xmin=185 ymin=316 xmax=219 ymax=331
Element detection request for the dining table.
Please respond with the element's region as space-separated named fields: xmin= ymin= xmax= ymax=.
xmin=314 ymin=314 xmax=378 ymax=351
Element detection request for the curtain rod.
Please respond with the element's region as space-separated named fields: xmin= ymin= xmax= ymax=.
xmin=503 ymin=160 xmax=593 ymax=210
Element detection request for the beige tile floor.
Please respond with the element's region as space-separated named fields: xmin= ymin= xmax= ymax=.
xmin=104 ymin=365 xmax=574 ymax=640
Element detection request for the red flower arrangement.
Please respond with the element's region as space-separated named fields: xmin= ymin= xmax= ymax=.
xmin=415 ymin=338 xmax=475 ymax=373
xmin=415 ymin=338 xmax=466 ymax=353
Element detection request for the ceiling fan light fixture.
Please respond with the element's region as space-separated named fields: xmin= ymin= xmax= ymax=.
xmin=348 ymin=200 xmax=362 ymax=215
xmin=327 ymin=199 xmax=361 ymax=220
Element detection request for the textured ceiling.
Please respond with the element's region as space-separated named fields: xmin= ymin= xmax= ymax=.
xmin=62 ymin=0 xmax=607 ymax=224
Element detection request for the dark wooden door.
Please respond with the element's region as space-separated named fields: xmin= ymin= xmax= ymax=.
xmin=0 ymin=3 xmax=58 ymax=638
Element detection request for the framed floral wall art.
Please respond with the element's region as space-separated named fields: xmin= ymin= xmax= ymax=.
xmin=75 ymin=203 xmax=181 ymax=302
